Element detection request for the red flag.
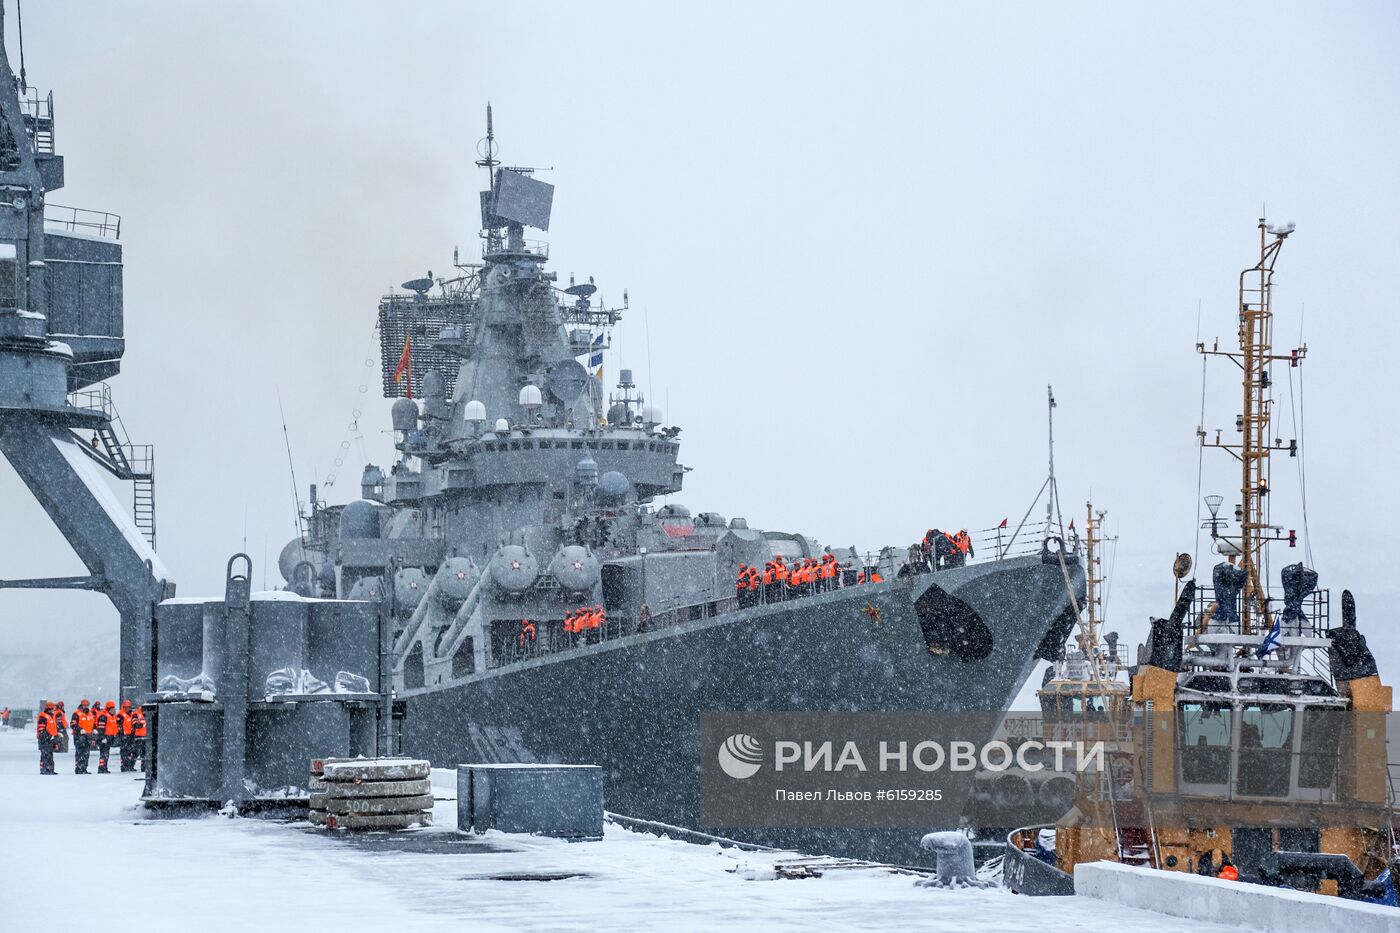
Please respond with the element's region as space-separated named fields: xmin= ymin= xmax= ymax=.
xmin=1068 ymin=518 xmax=1076 ymax=530
xmin=998 ymin=517 xmax=1008 ymax=528
xmin=393 ymin=335 xmax=412 ymax=399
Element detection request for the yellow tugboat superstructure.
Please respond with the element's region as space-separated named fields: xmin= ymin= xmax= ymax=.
xmin=1005 ymin=220 xmax=1398 ymax=901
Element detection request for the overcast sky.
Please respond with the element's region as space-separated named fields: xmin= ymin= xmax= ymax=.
xmin=2 ymin=2 xmax=1398 ymax=707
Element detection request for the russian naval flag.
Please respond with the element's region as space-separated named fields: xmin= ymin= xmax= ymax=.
xmin=1255 ymin=616 xmax=1283 ymax=658
xmin=589 ymin=332 xmax=604 ymax=377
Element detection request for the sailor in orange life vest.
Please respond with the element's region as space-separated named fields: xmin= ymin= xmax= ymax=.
xmin=71 ymin=699 xmax=97 ymax=774
xmin=36 ymin=703 xmax=59 ymax=774
xmin=941 ymin=529 xmax=971 ymax=568
xmin=131 ymin=705 xmax=148 ymax=771
xmin=739 ymin=564 xmax=760 ymax=607
xmin=118 ymin=699 xmax=139 ymax=772
xmin=517 ymin=619 xmax=537 ymax=650
xmin=1 ymin=706 xmax=9 ymax=726
xmin=95 ymin=701 xmax=119 ymax=773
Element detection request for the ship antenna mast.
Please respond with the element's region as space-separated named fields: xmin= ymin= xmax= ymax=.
xmin=1046 ymin=385 xmax=1065 ymax=542
xmin=1079 ymin=501 xmax=1109 ymax=680
xmin=475 ymin=103 xmax=500 ymax=189
xmin=1199 ymin=218 xmax=1303 ymax=634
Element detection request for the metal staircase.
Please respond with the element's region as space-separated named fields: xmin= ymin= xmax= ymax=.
xmin=20 ymin=87 xmax=54 ymax=154
xmin=67 ymin=384 xmax=157 ymax=548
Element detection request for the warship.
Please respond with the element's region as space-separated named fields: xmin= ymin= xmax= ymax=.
xmin=276 ymin=108 xmax=1087 ymax=864
xmin=0 ymin=2 xmax=1084 ymax=864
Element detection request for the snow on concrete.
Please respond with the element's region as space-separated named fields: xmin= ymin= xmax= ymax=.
xmin=1075 ymin=860 xmax=1399 ymax=933
xmin=0 ymin=728 xmax=1247 ymax=932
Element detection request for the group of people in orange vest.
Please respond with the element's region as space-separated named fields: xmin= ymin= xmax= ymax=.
xmin=512 ymin=605 xmax=610 ymax=651
xmin=563 ymin=604 xmax=607 ymax=636
xmin=912 ymin=528 xmax=974 ymax=573
xmin=34 ymin=698 xmax=146 ymax=776
xmin=734 ymin=553 xmax=882 ymax=608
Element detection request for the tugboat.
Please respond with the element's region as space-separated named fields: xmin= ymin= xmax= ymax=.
xmin=967 ymin=503 xmax=1129 ymax=835
xmin=280 ymin=108 xmax=1089 ymax=865
xmin=1005 ymin=220 xmax=1398 ymax=901
xmin=1035 ymin=503 xmax=1130 ymax=730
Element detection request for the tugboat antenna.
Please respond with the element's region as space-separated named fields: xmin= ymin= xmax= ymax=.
xmin=1080 ymin=502 xmax=1109 ymax=682
xmin=1046 ymin=385 xmax=1065 ymax=542
xmin=1199 ymin=218 xmax=1302 ymax=633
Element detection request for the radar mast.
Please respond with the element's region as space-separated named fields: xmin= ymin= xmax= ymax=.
xmin=1198 ymin=218 xmax=1303 ymax=634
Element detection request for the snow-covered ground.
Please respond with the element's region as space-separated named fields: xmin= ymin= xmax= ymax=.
xmin=0 ymin=728 xmax=1253 ymax=932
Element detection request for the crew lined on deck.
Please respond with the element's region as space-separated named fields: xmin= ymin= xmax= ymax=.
xmin=738 ymin=552 xmax=883 ymax=606
xmin=502 ymin=524 xmax=980 ymax=664
xmin=563 ymin=605 xmax=607 ymax=638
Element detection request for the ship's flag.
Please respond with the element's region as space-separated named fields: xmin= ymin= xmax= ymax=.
xmin=589 ymin=332 xmax=604 ymax=375
xmin=998 ymin=518 xmax=1008 ymax=528
xmin=1068 ymin=518 xmax=1075 ymax=531
xmin=1255 ymin=616 xmax=1283 ymax=658
xmin=393 ymin=335 xmax=413 ymax=399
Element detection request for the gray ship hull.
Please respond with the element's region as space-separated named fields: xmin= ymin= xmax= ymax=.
xmin=401 ymin=552 xmax=1082 ymax=865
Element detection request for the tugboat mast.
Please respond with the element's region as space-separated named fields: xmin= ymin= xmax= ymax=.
xmin=1078 ymin=502 xmax=1108 ymax=681
xmin=1198 ymin=218 xmax=1303 ymax=634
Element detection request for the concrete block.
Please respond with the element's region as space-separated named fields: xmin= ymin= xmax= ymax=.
xmin=247 ymin=703 xmax=351 ymax=792
xmin=322 ymin=778 xmax=430 ymax=799
xmin=1074 ymin=861 xmax=1399 ymax=933
xmin=325 ymin=793 xmax=434 ymax=815
xmin=248 ymin=600 xmax=309 ymax=700
xmin=307 ymin=600 xmax=378 ymax=689
xmin=150 ymin=704 xmax=221 ymax=799
xmin=458 ymin=763 xmax=603 ymax=838
xmin=312 ymin=809 xmax=432 ymax=830
xmin=323 ymin=758 xmax=430 ymax=782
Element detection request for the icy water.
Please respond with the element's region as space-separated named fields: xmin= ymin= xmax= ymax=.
xmin=0 ymin=728 xmax=1251 ymax=932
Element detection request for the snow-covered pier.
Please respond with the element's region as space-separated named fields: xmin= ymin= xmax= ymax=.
xmin=0 ymin=728 xmax=1245 ymax=931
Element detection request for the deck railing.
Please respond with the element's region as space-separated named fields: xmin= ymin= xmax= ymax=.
xmin=486 ymin=517 xmax=1074 ymax=670
xmin=45 ymin=203 xmax=121 ymax=239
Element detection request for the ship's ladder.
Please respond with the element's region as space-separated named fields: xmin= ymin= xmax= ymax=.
xmin=69 ymin=385 xmax=158 ymax=548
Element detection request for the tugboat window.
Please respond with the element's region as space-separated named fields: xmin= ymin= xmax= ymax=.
xmin=1297 ymin=706 xmax=1341 ymax=792
xmin=1237 ymin=703 xmax=1293 ymax=797
xmin=1178 ymin=701 xmax=1231 ymax=785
